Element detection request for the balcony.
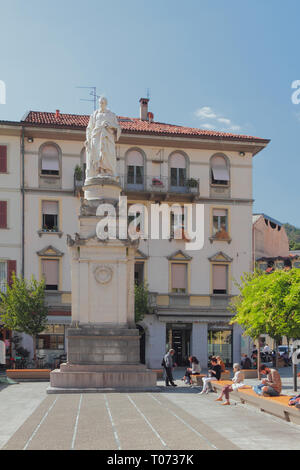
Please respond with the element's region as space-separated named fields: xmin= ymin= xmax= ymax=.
xmin=74 ymin=168 xmax=200 ymax=200
xmin=119 ymin=175 xmax=200 ymax=200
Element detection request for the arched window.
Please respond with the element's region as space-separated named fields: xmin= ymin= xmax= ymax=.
xmin=126 ymin=149 xmax=144 ymax=189
xmin=169 ymin=152 xmax=187 ymax=193
xmin=210 ymin=155 xmax=229 ymax=186
xmin=41 ymin=144 xmax=60 ymax=176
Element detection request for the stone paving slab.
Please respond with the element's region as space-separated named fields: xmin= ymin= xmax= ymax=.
xmin=1 ymin=376 xmax=300 ymax=451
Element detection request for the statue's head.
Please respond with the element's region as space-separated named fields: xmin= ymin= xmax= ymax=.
xmin=99 ymin=96 xmax=108 ymax=111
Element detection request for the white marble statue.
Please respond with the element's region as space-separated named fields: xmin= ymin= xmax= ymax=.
xmin=85 ymin=96 xmax=121 ymax=179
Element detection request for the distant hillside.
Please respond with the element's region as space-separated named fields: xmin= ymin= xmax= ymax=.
xmin=284 ymin=223 xmax=300 ymax=250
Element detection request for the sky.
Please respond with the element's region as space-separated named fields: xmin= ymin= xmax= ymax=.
xmin=0 ymin=0 xmax=300 ymax=227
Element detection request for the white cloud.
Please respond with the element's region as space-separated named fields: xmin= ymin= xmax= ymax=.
xmin=195 ymin=106 xmax=217 ymax=120
xmin=194 ymin=106 xmax=242 ymax=133
xmin=200 ymin=123 xmax=216 ymax=130
xmin=217 ymin=117 xmax=231 ymax=125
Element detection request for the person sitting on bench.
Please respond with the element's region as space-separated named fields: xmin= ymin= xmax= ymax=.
xmin=199 ymin=357 xmax=221 ymax=394
xmin=215 ymin=363 xmax=245 ymax=405
xmin=182 ymin=356 xmax=201 ymax=384
xmin=241 ymin=353 xmax=252 ymax=369
xmin=253 ymin=364 xmax=282 ymax=397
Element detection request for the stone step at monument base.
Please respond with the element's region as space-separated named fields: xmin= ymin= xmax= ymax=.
xmin=48 ymin=363 xmax=157 ymax=393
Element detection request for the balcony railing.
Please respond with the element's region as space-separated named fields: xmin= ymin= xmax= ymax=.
xmin=119 ymin=175 xmax=200 ymax=196
xmin=74 ymin=170 xmax=200 ymax=197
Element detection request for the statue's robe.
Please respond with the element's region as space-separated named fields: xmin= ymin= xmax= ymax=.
xmin=86 ymin=109 xmax=121 ymax=177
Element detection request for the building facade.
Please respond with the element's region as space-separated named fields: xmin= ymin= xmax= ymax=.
xmin=0 ymin=121 xmax=22 ymax=358
xmin=0 ymin=99 xmax=270 ymax=368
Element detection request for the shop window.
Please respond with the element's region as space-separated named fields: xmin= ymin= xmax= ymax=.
xmin=208 ymin=329 xmax=232 ymax=366
xmin=37 ymin=325 xmax=65 ymax=350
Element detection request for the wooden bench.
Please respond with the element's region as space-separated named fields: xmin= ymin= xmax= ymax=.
xmin=190 ymin=374 xmax=205 ymax=386
xmin=6 ymin=369 xmax=51 ymax=380
xmin=212 ymin=380 xmax=300 ymax=425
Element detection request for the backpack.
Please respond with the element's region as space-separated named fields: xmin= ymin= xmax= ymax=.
xmin=161 ymin=357 xmax=166 ymax=368
xmin=289 ymin=394 xmax=300 ymax=406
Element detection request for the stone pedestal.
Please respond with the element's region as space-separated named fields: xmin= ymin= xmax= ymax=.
xmin=48 ymin=177 xmax=157 ymax=392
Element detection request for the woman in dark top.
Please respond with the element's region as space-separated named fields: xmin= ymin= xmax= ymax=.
xmin=199 ymin=357 xmax=221 ymax=394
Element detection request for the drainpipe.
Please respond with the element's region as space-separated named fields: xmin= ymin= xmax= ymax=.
xmin=21 ymin=126 xmax=25 ymax=277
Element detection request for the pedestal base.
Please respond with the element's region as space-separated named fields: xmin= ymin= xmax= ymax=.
xmin=48 ymin=363 xmax=157 ymax=393
xmin=48 ymin=326 xmax=157 ymax=393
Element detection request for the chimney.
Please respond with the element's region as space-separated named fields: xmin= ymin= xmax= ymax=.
xmin=139 ymin=98 xmax=149 ymax=121
xmin=55 ymin=109 xmax=60 ymax=118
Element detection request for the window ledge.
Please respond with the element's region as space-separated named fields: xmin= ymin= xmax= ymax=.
xmin=209 ymin=236 xmax=232 ymax=244
xmin=40 ymin=174 xmax=60 ymax=179
xmin=38 ymin=230 xmax=63 ymax=238
xmin=210 ymin=183 xmax=230 ymax=188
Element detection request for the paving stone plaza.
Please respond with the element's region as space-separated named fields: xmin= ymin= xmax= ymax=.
xmin=1 ymin=367 xmax=299 ymax=451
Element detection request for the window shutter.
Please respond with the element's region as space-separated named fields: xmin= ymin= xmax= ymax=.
xmin=127 ymin=150 xmax=144 ymax=166
xmin=41 ymin=145 xmax=59 ymax=171
xmin=171 ymin=263 xmax=187 ymax=289
xmin=42 ymin=201 xmax=58 ymax=214
xmin=7 ymin=260 xmax=16 ymax=286
xmin=42 ymin=259 xmax=59 ymax=286
xmin=213 ymin=265 xmax=227 ymax=292
xmin=0 ymin=146 xmax=7 ymax=173
xmin=170 ymin=153 xmax=186 ymax=169
xmin=0 ymin=201 xmax=7 ymax=228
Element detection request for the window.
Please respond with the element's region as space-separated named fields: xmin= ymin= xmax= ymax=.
xmin=0 ymin=201 xmax=7 ymax=228
xmin=211 ymin=155 xmax=229 ymax=185
xmin=171 ymin=263 xmax=187 ymax=293
xmin=37 ymin=325 xmax=65 ymax=350
xmin=127 ymin=150 xmax=144 ymax=188
xmin=170 ymin=208 xmax=184 ymax=238
xmin=0 ymin=261 xmax=7 ymax=293
xmin=208 ymin=329 xmax=232 ymax=366
xmin=212 ymin=209 xmax=229 ymax=239
xmin=170 ymin=153 xmax=187 ymax=191
xmin=0 ymin=260 xmax=16 ymax=293
xmin=41 ymin=144 xmax=60 ymax=176
xmin=212 ymin=264 xmax=228 ymax=294
xmin=134 ymin=262 xmax=144 ymax=285
xmin=42 ymin=201 xmax=58 ymax=231
xmin=42 ymin=259 xmax=59 ymax=290
xmin=0 ymin=146 xmax=7 ymax=173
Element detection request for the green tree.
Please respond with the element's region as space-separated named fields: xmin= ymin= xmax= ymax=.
xmin=230 ymin=269 xmax=300 ymax=372
xmin=0 ymin=274 xmax=48 ymax=365
xmin=134 ymin=282 xmax=150 ymax=323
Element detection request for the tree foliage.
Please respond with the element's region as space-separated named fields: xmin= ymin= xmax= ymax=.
xmin=134 ymin=282 xmax=150 ymax=324
xmin=0 ymin=274 xmax=48 ymax=361
xmin=284 ymin=223 xmax=300 ymax=250
xmin=229 ymin=268 xmax=300 ymax=342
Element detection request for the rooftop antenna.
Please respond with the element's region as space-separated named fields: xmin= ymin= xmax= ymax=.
xmin=146 ymin=88 xmax=151 ymax=100
xmin=77 ymin=86 xmax=100 ymax=111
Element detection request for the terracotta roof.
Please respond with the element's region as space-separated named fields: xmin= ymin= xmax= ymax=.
xmin=22 ymin=111 xmax=269 ymax=143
